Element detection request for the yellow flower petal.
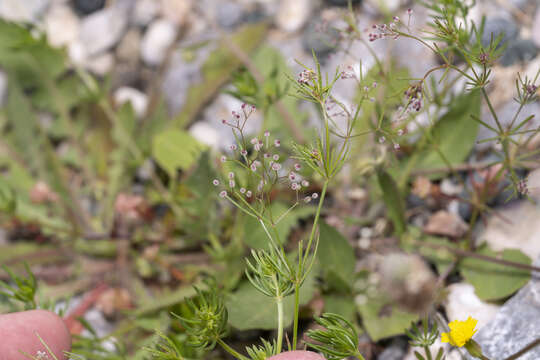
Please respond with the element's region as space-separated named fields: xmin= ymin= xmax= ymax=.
xmin=440 ymin=317 xmax=478 ymax=348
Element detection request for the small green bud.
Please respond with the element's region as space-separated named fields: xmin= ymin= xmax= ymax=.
xmin=464 ymin=339 xmax=484 ymax=359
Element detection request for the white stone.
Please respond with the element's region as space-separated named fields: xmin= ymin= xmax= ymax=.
xmin=114 ymin=87 xmax=148 ymax=118
xmin=275 ymin=0 xmax=311 ymax=32
xmin=0 ymin=71 xmax=7 ymax=107
xmin=0 ymin=0 xmax=49 ymax=23
xmin=160 ymin=0 xmax=191 ymax=25
xmin=79 ymin=6 xmax=128 ymax=56
xmin=189 ymin=122 xmax=220 ymax=149
xmin=68 ymin=40 xmax=87 ymax=65
xmin=86 ymin=52 xmax=115 ymax=76
xmin=116 ymin=29 xmax=141 ymax=63
xmin=445 ymin=283 xmax=500 ymax=329
xmin=477 ymin=198 xmax=540 ymax=260
xmin=140 ymin=19 xmax=177 ymax=66
xmin=133 ymin=0 xmax=161 ymax=27
xmin=45 ymin=5 xmax=79 ymax=48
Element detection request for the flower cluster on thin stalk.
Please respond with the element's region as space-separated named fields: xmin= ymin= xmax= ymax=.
xmin=367 ymin=9 xmax=413 ymax=42
xmin=214 ymin=104 xmax=317 ymax=219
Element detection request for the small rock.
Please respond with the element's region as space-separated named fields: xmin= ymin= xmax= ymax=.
xmin=440 ymin=178 xmax=462 ymax=196
xmin=116 ymin=29 xmax=141 ymax=64
xmin=132 ymin=0 xmax=161 ymax=27
xmin=189 ymin=122 xmax=220 ymax=149
xmin=302 ymin=18 xmax=340 ymax=61
xmin=0 ymin=71 xmax=7 ymax=107
xmin=217 ymin=1 xmax=244 ymax=29
xmin=96 ymin=288 xmax=132 ymax=319
xmin=481 ymin=17 xmax=519 ymax=49
xmin=160 ymin=0 xmax=191 ymax=25
xmin=82 ymin=307 xmax=114 ymax=338
xmin=444 ymin=283 xmax=500 ymax=329
xmin=0 ymin=0 xmax=49 ymax=23
xmin=276 ymin=0 xmax=311 ymax=32
xmin=377 ymin=338 xmax=408 ymax=360
xmin=86 ymin=52 xmax=115 ymax=76
xmin=477 ymin=199 xmax=540 ymax=260
xmin=412 ymin=176 xmax=432 ymax=198
xmin=500 ymin=38 xmax=538 ymax=67
xmin=378 ymin=253 xmax=437 ymax=313
xmin=45 ymin=5 xmax=80 ymax=48
xmin=533 ymin=8 xmax=540 ymax=48
xmin=466 ymin=256 xmax=540 ymax=359
xmin=162 ymin=53 xmax=203 ymax=115
xmin=325 ymin=0 xmax=362 ymax=6
xmin=423 ymin=210 xmax=469 ymax=238
xmin=114 ymin=87 xmax=148 ymax=118
xmin=141 ymin=19 xmax=177 ymax=66
xmin=79 ymin=5 xmax=129 ymax=56
xmin=73 ymin=0 xmax=105 ymax=15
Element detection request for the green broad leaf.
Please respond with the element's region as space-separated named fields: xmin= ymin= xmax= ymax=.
xmin=459 ymin=246 xmax=531 ymax=301
xmin=174 ymin=22 xmax=268 ymax=128
xmin=400 ymin=90 xmax=481 ymax=181
xmin=226 ymin=268 xmax=317 ymax=330
xmin=377 ymin=169 xmax=406 ymax=236
xmin=243 ymin=203 xmax=315 ymax=249
xmin=357 ymin=294 xmax=418 ymax=341
xmin=152 ymin=129 xmax=206 ymax=177
xmin=323 ymin=294 xmax=356 ymax=322
xmin=318 ymin=222 xmax=356 ymax=289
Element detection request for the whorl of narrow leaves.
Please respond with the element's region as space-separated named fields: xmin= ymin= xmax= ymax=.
xmin=173 ymin=284 xmax=228 ymax=351
xmin=245 ymin=338 xmax=276 ymax=360
xmin=245 ymin=243 xmax=294 ymax=298
xmin=0 ymin=263 xmax=38 ymax=310
xmin=306 ymin=313 xmax=365 ymax=360
xmin=405 ymin=317 xmax=439 ymax=348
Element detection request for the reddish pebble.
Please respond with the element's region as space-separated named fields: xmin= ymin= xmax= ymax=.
xmin=267 ymin=350 xmax=326 ymax=360
xmin=0 ymin=310 xmax=71 ymax=359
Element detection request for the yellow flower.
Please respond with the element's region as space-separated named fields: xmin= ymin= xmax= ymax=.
xmin=440 ymin=316 xmax=478 ymax=347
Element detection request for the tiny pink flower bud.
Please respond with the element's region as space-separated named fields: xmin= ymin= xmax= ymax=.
xmin=240 ymin=187 xmax=246 ymax=194
xmin=294 ymin=163 xmax=301 ymax=171
xmin=246 ymin=190 xmax=252 ymax=198
xmin=251 ymin=163 xmax=257 ymax=171
xmin=264 ymin=131 xmax=270 ymax=137
xmin=397 ymin=129 xmax=404 ymax=136
xmin=393 ymin=16 xmax=399 ymax=22
xmin=230 ymin=144 xmax=237 ymax=151
xmin=379 ymin=136 xmax=386 ymax=143
xmin=407 ymin=8 xmax=413 ymax=15
xmin=311 ymin=193 xmax=318 ymax=199
xmin=241 ymin=103 xmax=246 ymax=109
xmin=393 ymin=143 xmax=400 ymax=150
xmin=372 ymin=82 xmax=378 ymax=88
xmin=251 ymin=138 xmax=258 ymax=145
xmin=241 ymin=149 xmax=248 ymax=156
xmin=212 ymin=179 xmax=220 ymax=186
xmin=264 ymin=153 xmax=270 ymax=158
xmin=273 ymin=154 xmax=280 ymax=161
xmin=301 ymin=180 xmax=309 ymax=187
xmin=289 ymin=172 xmax=297 ymax=181
xmin=228 ymin=172 xmax=235 ymax=179
xmin=291 ymin=183 xmax=299 ymax=190
xmin=274 ymin=139 xmax=281 ymax=147
xmin=221 ymin=156 xmax=227 ymax=163
xmin=229 ymin=180 xmax=235 ymax=188
xmin=221 ymin=119 xmax=227 ymax=124
xmin=219 ymin=190 xmax=227 ymax=198
xmin=271 ymin=163 xmax=282 ymax=171
xmin=304 ymin=196 xmax=312 ymax=203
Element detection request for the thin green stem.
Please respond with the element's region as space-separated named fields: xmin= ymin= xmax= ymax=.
xmin=276 ymin=295 xmax=284 ymax=353
xmin=292 ymin=282 xmax=300 ymax=351
xmin=217 ymin=339 xmax=249 ymax=360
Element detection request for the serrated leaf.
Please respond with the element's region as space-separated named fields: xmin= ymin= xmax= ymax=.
xmin=152 ymin=129 xmax=206 ymax=177
xmin=459 ymin=246 xmax=531 ymax=300
xmin=318 ymin=222 xmax=356 ymax=289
